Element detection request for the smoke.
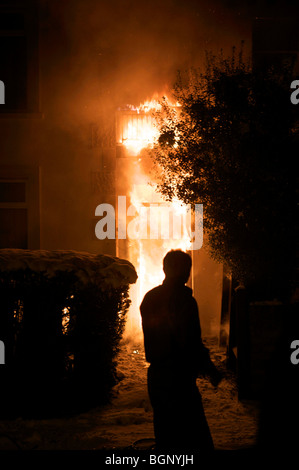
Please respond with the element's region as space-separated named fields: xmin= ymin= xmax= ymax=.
xmin=42 ymin=0 xmax=252 ymax=115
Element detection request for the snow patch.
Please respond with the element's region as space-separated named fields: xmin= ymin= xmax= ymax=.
xmin=0 ymin=249 xmax=138 ymax=290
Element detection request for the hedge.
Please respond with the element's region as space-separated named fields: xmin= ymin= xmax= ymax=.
xmin=0 ymin=249 xmax=137 ymax=418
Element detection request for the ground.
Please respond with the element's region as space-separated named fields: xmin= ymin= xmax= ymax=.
xmin=0 ymin=338 xmax=259 ymax=452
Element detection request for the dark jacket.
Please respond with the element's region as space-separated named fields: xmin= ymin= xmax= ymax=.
xmin=140 ymin=277 xmax=216 ymax=378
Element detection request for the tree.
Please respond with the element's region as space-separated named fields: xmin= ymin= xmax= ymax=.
xmin=152 ymin=47 xmax=298 ymax=300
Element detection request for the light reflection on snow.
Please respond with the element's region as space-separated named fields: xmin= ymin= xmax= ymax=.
xmin=61 ymin=306 xmax=70 ymax=335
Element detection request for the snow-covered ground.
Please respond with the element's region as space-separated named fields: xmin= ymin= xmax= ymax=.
xmin=0 ymin=338 xmax=259 ymax=451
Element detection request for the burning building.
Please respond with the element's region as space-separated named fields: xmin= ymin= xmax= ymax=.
xmin=0 ymin=0 xmax=230 ymax=345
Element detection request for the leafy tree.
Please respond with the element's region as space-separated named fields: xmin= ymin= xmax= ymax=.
xmin=152 ymin=47 xmax=298 ymax=299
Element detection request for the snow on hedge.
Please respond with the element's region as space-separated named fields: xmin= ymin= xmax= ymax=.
xmin=0 ymin=249 xmax=137 ymax=290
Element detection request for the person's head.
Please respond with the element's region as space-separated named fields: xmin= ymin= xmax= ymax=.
xmin=163 ymin=250 xmax=192 ymax=284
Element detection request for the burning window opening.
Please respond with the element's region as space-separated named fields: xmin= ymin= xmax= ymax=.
xmin=116 ymin=97 xmax=180 ymax=156
xmin=116 ymin=109 xmax=159 ymax=156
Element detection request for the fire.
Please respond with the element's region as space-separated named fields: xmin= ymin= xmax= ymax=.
xmin=117 ymin=97 xmax=192 ymax=342
xmin=116 ymin=97 xmax=180 ymax=156
xmin=129 ymin=185 xmax=192 ymax=310
xmin=116 ymin=104 xmax=159 ymax=156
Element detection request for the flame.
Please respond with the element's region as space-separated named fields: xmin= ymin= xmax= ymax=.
xmin=118 ymin=97 xmax=191 ymax=342
xmin=129 ymin=186 xmax=192 ymax=304
xmin=116 ymin=96 xmax=180 ymax=156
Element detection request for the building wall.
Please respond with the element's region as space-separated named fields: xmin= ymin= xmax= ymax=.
xmin=0 ymin=1 xmax=117 ymax=255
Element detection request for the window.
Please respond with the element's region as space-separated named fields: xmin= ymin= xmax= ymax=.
xmin=0 ymin=1 xmax=39 ymax=113
xmin=0 ymin=180 xmax=28 ymax=248
xmin=0 ymin=166 xmax=40 ymax=249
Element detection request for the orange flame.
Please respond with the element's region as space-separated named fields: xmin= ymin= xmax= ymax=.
xmin=116 ymin=96 xmax=180 ymax=156
xmin=117 ymin=97 xmax=190 ymax=342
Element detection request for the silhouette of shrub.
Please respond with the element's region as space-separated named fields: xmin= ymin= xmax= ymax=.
xmin=0 ymin=249 xmax=137 ymax=418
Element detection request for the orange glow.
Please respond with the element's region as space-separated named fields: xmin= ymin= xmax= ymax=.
xmin=129 ymin=185 xmax=192 ymax=304
xmin=116 ymin=97 xmax=180 ymax=155
xmin=117 ymin=97 xmax=191 ymax=342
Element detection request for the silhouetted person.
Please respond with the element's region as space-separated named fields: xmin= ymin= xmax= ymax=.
xmin=140 ymin=250 xmax=222 ymax=452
